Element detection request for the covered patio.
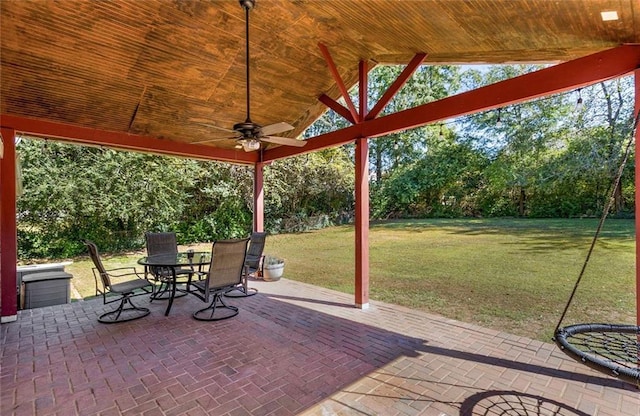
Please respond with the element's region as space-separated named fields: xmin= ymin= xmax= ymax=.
xmin=2 ymin=0 xmax=640 ymax=319
xmin=2 ymin=278 xmax=638 ymax=415
xmin=2 ymin=2 xmax=640 ymax=413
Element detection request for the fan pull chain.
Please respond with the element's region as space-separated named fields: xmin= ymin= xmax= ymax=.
xmin=554 ymin=112 xmax=640 ymax=335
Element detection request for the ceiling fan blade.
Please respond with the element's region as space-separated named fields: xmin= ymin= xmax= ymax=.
xmin=261 ymin=136 xmax=307 ymax=147
xmin=261 ymin=122 xmax=294 ymax=136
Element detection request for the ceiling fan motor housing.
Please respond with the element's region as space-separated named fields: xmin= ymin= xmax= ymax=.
xmin=233 ymin=121 xmax=263 ymax=138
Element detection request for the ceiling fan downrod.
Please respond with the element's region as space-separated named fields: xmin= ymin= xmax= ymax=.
xmin=192 ymin=0 xmax=300 ymax=151
xmin=240 ymin=0 xmax=255 ymax=126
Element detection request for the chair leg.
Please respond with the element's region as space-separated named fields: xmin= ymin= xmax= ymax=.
xmin=151 ymin=279 xmax=188 ymax=301
xmin=98 ymin=294 xmax=150 ymax=324
xmin=193 ymin=293 xmax=239 ymax=321
xmin=224 ymin=274 xmax=258 ymax=298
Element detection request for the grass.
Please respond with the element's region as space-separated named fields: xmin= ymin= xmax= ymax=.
xmin=59 ymin=218 xmax=636 ymax=342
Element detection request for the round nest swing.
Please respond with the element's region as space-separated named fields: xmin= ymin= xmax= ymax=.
xmin=554 ymin=323 xmax=639 ymax=386
xmin=553 ymin=113 xmax=640 ymax=388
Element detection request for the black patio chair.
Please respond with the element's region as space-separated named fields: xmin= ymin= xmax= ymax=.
xmin=85 ymin=240 xmax=153 ymax=323
xmin=225 ymin=231 xmax=266 ymax=298
xmin=144 ymin=231 xmax=197 ymax=297
xmin=191 ymin=238 xmax=249 ymax=321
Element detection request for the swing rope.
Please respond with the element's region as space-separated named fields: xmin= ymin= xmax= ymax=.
xmin=554 ymin=112 xmax=640 ymax=335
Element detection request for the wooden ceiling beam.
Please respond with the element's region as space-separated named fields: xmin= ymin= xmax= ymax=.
xmin=263 ymin=45 xmax=640 ymax=162
xmin=0 ymin=115 xmax=258 ymax=164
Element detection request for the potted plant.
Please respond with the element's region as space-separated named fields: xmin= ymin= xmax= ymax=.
xmin=262 ymin=255 xmax=285 ymax=281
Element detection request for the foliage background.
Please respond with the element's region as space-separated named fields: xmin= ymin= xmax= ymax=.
xmin=16 ymin=67 xmax=636 ymax=259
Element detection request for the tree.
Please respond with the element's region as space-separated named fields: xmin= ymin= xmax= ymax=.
xmin=17 ymin=140 xmax=194 ymax=257
xmin=173 ymin=161 xmax=253 ymax=242
xmin=373 ymin=129 xmax=487 ymax=218
xmin=458 ymin=67 xmax=635 ymax=218
xmin=587 ymin=79 xmax=635 ymax=213
xmin=264 ymin=148 xmax=354 ymax=232
xmin=368 ymin=65 xmax=462 ymax=183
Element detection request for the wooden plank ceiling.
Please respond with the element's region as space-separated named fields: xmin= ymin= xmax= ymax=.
xmin=1 ymin=0 xmax=639 ymax=157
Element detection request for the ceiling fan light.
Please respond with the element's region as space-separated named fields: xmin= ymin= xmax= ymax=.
xmin=241 ymin=139 xmax=260 ymax=151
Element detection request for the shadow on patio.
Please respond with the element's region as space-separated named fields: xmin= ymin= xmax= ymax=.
xmin=1 ymin=278 xmax=638 ymax=415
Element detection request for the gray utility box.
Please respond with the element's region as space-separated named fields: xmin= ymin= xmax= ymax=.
xmin=17 ymin=262 xmax=74 ymax=309
xmin=21 ymin=271 xmax=73 ymax=309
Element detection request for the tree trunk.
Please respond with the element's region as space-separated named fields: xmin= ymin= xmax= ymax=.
xmin=375 ymin=147 xmax=382 ymax=182
xmin=613 ymin=179 xmax=623 ymax=213
xmin=518 ymin=187 xmax=526 ymax=216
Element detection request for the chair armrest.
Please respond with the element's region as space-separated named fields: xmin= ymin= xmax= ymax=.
xmin=104 ymin=267 xmax=146 ymax=279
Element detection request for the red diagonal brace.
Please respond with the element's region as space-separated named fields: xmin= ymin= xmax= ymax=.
xmin=366 ymin=53 xmax=427 ymax=120
xmin=319 ymin=94 xmax=356 ymax=124
xmin=318 ymin=43 xmax=359 ymax=122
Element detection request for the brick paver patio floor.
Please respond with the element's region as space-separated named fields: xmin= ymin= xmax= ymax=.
xmin=1 ymin=277 xmax=638 ymax=415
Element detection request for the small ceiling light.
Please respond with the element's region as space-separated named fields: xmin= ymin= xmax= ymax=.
xmin=240 ymin=138 xmax=260 ymax=152
xmin=575 ymin=89 xmax=584 ymax=112
xmin=601 ymin=11 xmax=619 ymax=21
xmin=495 ymin=109 xmax=502 ymax=128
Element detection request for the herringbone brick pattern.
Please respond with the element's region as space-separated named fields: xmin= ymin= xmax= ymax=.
xmin=1 ymin=278 xmax=638 ymax=415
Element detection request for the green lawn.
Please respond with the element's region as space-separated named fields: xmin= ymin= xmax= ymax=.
xmin=62 ymin=218 xmax=636 ymax=342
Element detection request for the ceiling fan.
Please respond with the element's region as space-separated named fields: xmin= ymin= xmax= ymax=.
xmin=193 ymin=0 xmax=306 ymax=152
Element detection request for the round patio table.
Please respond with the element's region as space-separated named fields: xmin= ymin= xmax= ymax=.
xmin=138 ymin=252 xmax=210 ymax=316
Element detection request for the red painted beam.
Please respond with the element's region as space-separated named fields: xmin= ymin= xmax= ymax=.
xmin=0 ymin=115 xmax=258 ymax=165
xmin=355 ymin=59 xmax=370 ymax=308
xmin=253 ymin=162 xmax=265 ymax=233
xmin=359 ymin=60 xmax=368 ymax=122
xmin=635 ymin=69 xmax=640 ymax=327
xmin=318 ymin=43 xmax=360 ymax=122
xmin=264 ymin=45 xmax=640 ymax=162
xmin=0 ymin=127 xmax=18 ymax=321
xmin=318 ymin=94 xmax=356 ymax=124
xmin=365 ymin=53 xmax=427 ymax=120
xmin=354 ymin=137 xmax=369 ymax=308
xmin=362 ymin=44 xmax=640 ymax=138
